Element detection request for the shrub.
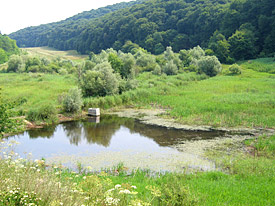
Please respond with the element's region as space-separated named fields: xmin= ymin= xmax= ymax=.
xmin=152 ymin=64 xmax=162 ymax=75
xmin=229 ymin=64 xmax=242 ymax=75
xmin=7 ymin=55 xmax=23 ymax=72
xmin=63 ymin=88 xmax=83 ymax=113
xmin=163 ymin=60 xmax=178 ymax=75
xmin=197 ymin=56 xmax=222 ymax=77
xmin=59 ymin=68 xmax=68 ymax=75
xmin=27 ymin=103 xmax=57 ymax=122
xmin=80 ymin=62 xmax=120 ymax=97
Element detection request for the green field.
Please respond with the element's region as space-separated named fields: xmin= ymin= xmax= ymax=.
xmin=136 ymin=68 xmax=275 ymax=128
xmin=0 ymin=73 xmax=77 ymax=114
xmin=22 ymin=47 xmax=88 ymax=61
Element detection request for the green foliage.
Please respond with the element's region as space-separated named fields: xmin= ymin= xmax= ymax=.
xmin=208 ymin=31 xmax=231 ymax=63
xmin=241 ymin=58 xmax=275 ymax=74
xmin=80 ymin=62 xmax=120 ymax=97
xmin=0 ymin=188 xmax=42 ymax=205
xmin=245 ymin=135 xmax=275 ymax=157
xmin=160 ymin=176 xmax=198 ymax=206
xmin=7 ymin=55 xmax=23 ymax=72
xmin=228 ymin=24 xmax=257 ymax=60
xmin=62 ymin=88 xmax=83 ymax=113
xmin=0 ymin=48 xmax=8 ymax=64
xmin=10 ymin=0 xmax=275 ymax=60
xmin=163 ymin=60 xmax=178 ymax=75
xmin=197 ymin=56 xmax=222 ymax=77
xmin=27 ymin=103 xmax=57 ymax=123
xmin=0 ymin=90 xmax=21 ymax=137
xmin=108 ymin=53 xmax=123 ymax=74
xmin=0 ymin=34 xmax=19 ymax=64
xmin=228 ymin=64 xmax=242 ymax=75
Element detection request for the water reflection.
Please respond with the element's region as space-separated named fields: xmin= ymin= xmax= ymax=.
xmin=20 ymin=115 xmax=225 ymax=148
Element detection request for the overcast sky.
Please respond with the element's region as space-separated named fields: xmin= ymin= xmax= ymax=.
xmin=0 ymin=0 xmax=133 ymax=35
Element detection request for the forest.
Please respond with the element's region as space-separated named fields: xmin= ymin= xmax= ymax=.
xmin=9 ymin=0 xmax=275 ymax=63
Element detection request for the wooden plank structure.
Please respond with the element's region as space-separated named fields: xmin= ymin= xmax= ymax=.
xmin=88 ymin=108 xmax=100 ymax=116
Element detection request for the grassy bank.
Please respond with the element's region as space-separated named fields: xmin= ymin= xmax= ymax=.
xmin=84 ymin=64 xmax=275 ymax=128
xmin=136 ymin=67 xmax=275 ymax=128
xmin=0 ymin=73 xmax=77 ymax=115
xmin=1 ymin=135 xmax=274 ymax=205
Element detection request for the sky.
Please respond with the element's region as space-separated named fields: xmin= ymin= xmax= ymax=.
xmin=0 ymin=0 xmax=133 ymax=35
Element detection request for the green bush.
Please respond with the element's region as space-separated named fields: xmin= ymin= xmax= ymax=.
xmin=80 ymin=62 xmax=120 ymax=97
xmin=27 ymin=103 xmax=57 ymax=122
xmin=163 ymin=60 xmax=178 ymax=75
xmin=197 ymin=56 xmax=222 ymax=77
xmin=7 ymin=55 xmax=23 ymax=72
xmin=62 ymin=88 xmax=83 ymax=113
xmin=229 ymin=64 xmax=242 ymax=75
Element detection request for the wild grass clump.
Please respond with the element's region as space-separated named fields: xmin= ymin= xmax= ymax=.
xmin=245 ymin=135 xmax=275 ymax=157
xmin=27 ymin=103 xmax=57 ymax=123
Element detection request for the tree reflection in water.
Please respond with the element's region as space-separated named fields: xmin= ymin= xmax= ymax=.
xmin=22 ymin=115 xmax=226 ymax=147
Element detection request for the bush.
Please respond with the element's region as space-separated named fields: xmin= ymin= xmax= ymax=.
xmin=63 ymin=88 xmax=83 ymax=113
xmin=229 ymin=64 xmax=242 ymax=75
xmin=27 ymin=103 xmax=57 ymax=122
xmin=163 ymin=60 xmax=178 ymax=75
xmin=7 ymin=55 xmax=23 ymax=72
xmin=197 ymin=56 xmax=222 ymax=77
xmin=80 ymin=62 xmax=120 ymax=97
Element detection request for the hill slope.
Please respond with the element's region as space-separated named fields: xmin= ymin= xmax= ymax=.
xmin=9 ymin=0 xmax=146 ymax=49
xmin=10 ymin=0 xmax=275 ymax=59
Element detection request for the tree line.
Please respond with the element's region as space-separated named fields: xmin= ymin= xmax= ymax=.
xmin=0 ymin=34 xmax=19 ymax=64
xmin=9 ymin=0 xmax=275 ymax=62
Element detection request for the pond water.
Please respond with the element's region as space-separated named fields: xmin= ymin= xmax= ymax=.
xmin=5 ymin=115 xmax=226 ymax=172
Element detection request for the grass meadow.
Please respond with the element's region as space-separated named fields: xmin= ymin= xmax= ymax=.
xmin=0 ymin=73 xmax=77 ymax=115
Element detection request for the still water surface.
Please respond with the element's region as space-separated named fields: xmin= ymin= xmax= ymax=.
xmin=7 ymin=115 xmax=225 ymax=171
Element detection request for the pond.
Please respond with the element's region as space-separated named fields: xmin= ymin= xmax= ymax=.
xmin=5 ymin=115 xmax=226 ymax=172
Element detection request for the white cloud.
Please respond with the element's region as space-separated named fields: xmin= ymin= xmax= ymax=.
xmin=0 ymin=0 xmax=133 ymax=34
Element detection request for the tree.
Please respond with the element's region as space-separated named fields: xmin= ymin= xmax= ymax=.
xmin=7 ymin=55 xmax=23 ymax=72
xmin=80 ymin=62 xmax=120 ymax=97
xmin=163 ymin=60 xmax=178 ymax=75
xmin=197 ymin=56 xmax=222 ymax=77
xmin=108 ymin=53 xmax=123 ymax=74
xmin=208 ymin=31 xmax=231 ymax=63
xmin=228 ymin=24 xmax=257 ymax=60
xmin=0 ymin=48 xmax=8 ymax=64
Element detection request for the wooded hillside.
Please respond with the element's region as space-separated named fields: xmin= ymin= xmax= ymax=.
xmin=9 ymin=0 xmax=275 ymax=61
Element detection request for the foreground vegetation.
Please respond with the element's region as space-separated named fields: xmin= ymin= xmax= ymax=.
xmin=0 ymin=134 xmax=274 ymax=205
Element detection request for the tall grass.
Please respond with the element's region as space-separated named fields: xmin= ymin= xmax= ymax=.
xmin=0 ymin=73 xmax=77 ymax=115
xmin=133 ymin=67 xmax=275 ymax=128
